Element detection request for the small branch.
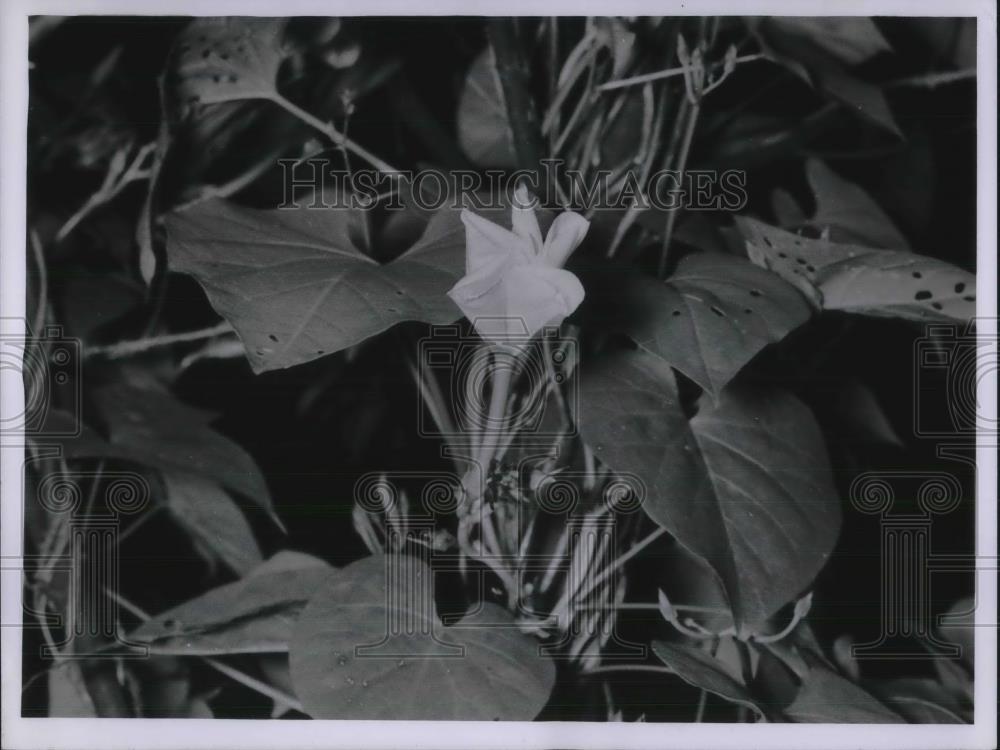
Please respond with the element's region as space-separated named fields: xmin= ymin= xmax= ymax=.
xmin=884 ymin=68 xmax=976 ymax=89
xmin=56 ymin=142 xmax=156 ymax=243
xmin=597 ymin=53 xmax=765 ymax=92
xmin=109 ymin=590 xmax=303 ymax=714
xmin=29 ymin=230 xmax=48 ymax=335
xmin=267 ymin=93 xmax=400 ymax=175
xmin=85 ymin=322 xmax=234 ymax=360
xmin=694 ymin=688 xmax=708 ymax=722
xmin=576 ymin=526 xmax=667 ymax=604
xmin=657 ymin=102 xmax=700 ymax=279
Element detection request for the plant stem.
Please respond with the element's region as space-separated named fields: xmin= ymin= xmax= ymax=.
xmin=695 ymin=688 xmax=708 ymax=722
xmin=110 ymin=590 xmax=303 ymax=713
xmin=267 ymin=93 xmax=400 ymax=175
xmin=657 ymin=101 xmax=700 ymax=279
xmin=29 ymin=230 xmax=47 ymax=335
xmin=597 ymin=53 xmax=765 ymax=92
xmin=884 ymin=68 xmax=976 ymax=89
xmin=577 ymin=526 xmax=667 ymax=602
xmin=85 ymin=321 xmax=234 ymax=360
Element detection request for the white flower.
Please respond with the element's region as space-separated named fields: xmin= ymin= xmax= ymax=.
xmin=448 ymin=186 xmax=589 ymax=344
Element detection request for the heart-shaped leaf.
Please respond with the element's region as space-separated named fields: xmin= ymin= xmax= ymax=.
xmin=163 ymin=472 xmax=263 ymax=576
xmin=578 ymin=254 xmax=812 ymax=396
xmin=289 ymin=554 xmax=555 ymax=720
xmin=130 ymin=552 xmax=332 ymax=655
xmin=166 ymin=199 xmax=465 ymax=372
xmin=803 ymin=159 xmax=909 ymax=250
xmin=168 ymin=18 xmax=288 ymax=113
xmin=457 ymin=47 xmax=516 ymax=168
xmin=579 ymin=349 xmax=841 ymax=630
xmin=738 ymin=216 xmax=976 ymax=323
xmin=786 ymin=665 xmax=903 ymax=723
xmin=651 ymin=641 xmax=765 ymax=718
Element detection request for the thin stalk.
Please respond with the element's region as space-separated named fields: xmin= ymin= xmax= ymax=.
xmin=597 ymin=53 xmax=765 ymax=92
xmin=110 ymin=590 xmax=303 ymax=713
xmin=657 ymin=102 xmax=700 ymax=279
xmin=577 ymin=526 xmax=667 ymax=603
xmin=29 ymin=231 xmax=47 ymax=335
xmin=267 ymin=93 xmax=400 ymax=175
xmin=884 ymin=68 xmax=975 ymax=89
xmin=85 ymin=322 xmax=234 ymax=360
xmin=694 ymin=688 xmax=708 ymax=722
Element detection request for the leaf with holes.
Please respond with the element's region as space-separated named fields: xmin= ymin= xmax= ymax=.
xmin=166 ymin=199 xmax=465 ymax=372
xmin=457 ymin=47 xmax=516 ymax=168
xmin=579 ymin=349 xmax=841 ymax=631
xmin=651 ymin=641 xmax=765 ymax=718
xmin=130 ymin=552 xmax=332 ymax=654
xmin=786 ymin=665 xmax=903 ymax=723
xmin=738 ymin=217 xmax=976 ymax=323
xmin=168 ymin=18 xmax=288 ymax=114
xmin=804 ymin=159 xmax=910 ymax=250
xmin=577 ymin=254 xmax=812 ymax=396
xmin=289 ymin=554 xmax=555 ymax=720
xmin=163 ymin=472 xmax=263 ymax=576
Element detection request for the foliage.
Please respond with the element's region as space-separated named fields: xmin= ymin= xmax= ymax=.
xmin=24 ymin=15 xmax=976 ymax=723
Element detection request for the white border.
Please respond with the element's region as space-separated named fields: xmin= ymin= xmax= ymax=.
xmin=1 ymin=2 xmax=996 ymax=749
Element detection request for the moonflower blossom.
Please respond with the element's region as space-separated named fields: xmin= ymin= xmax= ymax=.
xmin=448 ymin=186 xmax=590 ymax=344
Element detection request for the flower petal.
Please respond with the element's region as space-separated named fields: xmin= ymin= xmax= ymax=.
xmin=542 ymin=212 xmax=590 ymax=268
xmin=460 ymin=209 xmax=531 ymax=275
xmin=500 ymin=265 xmax=586 ymax=339
xmin=511 ymin=184 xmax=543 ymax=254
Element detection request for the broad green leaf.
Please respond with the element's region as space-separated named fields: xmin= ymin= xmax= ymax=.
xmin=168 ymin=18 xmax=288 ymax=113
xmin=651 ymin=641 xmax=765 ymax=718
xmin=578 ymin=254 xmax=812 ymax=396
xmin=804 ymin=159 xmax=909 ymax=250
xmin=764 ymin=18 xmax=891 ymax=67
xmin=753 ymin=18 xmax=900 ymax=137
xmin=68 ymin=384 xmax=275 ymax=520
xmin=289 ymin=554 xmax=555 ymax=720
xmin=163 ymin=472 xmax=262 ymax=576
xmin=47 ymin=662 xmax=97 ymax=717
xmin=738 ymin=217 xmax=976 ymax=323
xmin=166 ymin=199 xmax=465 ymax=372
xmin=786 ymin=665 xmax=903 ymax=723
xmin=456 ymin=47 xmax=516 ymax=168
xmin=130 ymin=552 xmax=332 ymax=655
xmin=579 ymin=349 xmax=841 ymax=630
